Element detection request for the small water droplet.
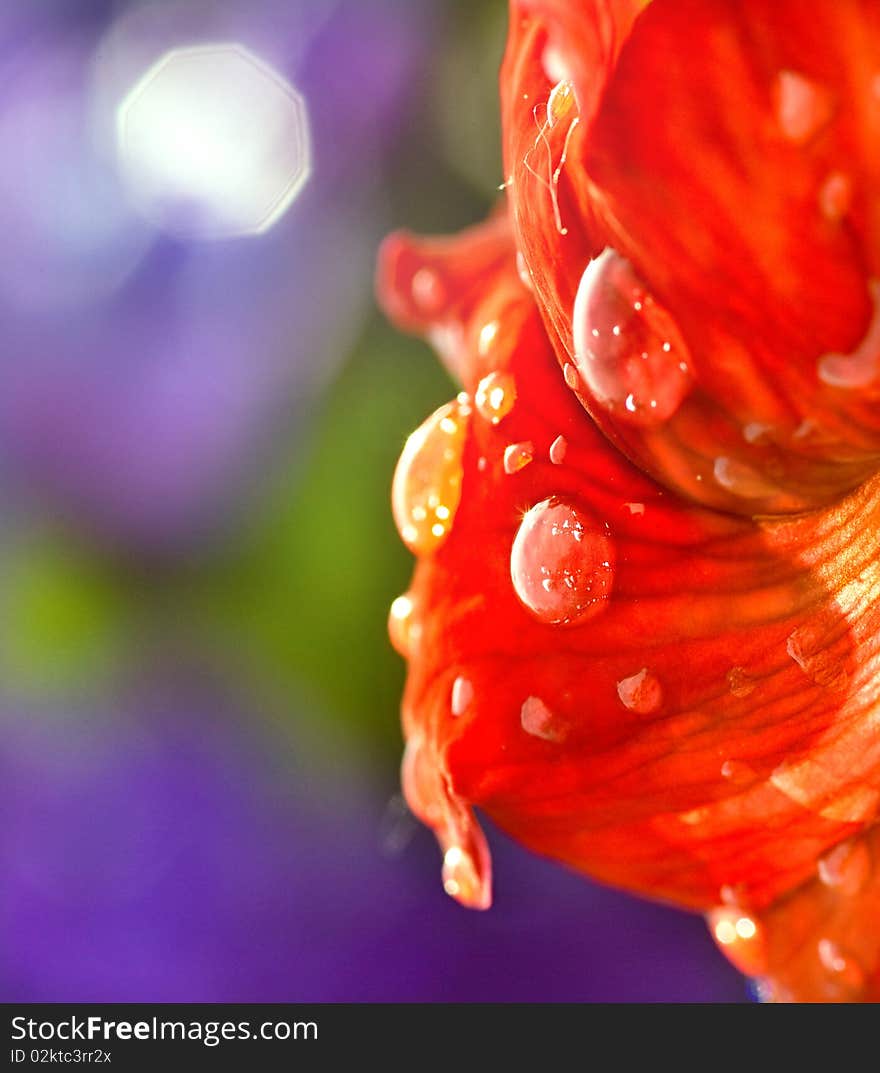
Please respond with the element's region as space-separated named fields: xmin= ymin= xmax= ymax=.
xmin=478 ymin=320 xmax=500 ymax=356
xmin=707 ymin=907 xmax=768 ymax=977
xmin=817 ymin=938 xmax=865 ymax=993
xmin=442 ymin=844 xmax=489 ymax=908
xmin=546 ymin=78 xmax=575 ymax=127
xmin=450 ymin=676 xmax=473 ymax=717
xmin=388 ymin=593 xmax=421 ymax=657
xmin=474 ymin=370 xmax=517 ymax=425
xmin=817 ymin=836 xmax=872 ymax=895
xmin=713 ymin=456 xmax=780 ymax=499
xmin=503 ymin=440 xmax=534 ymax=474
xmin=775 ymin=69 xmax=833 ymax=144
xmin=616 ymin=667 xmax=663 ymax=714
xmin=727 ymin=666 xmax=758 ymax=698
xmin=520 ymin=695 xmax=566 ymax=742
xmin=549 ymin=434 xmax=568 ymax=465
xmin=511 ymin=497 xmax=615 ymax=626
xmin=720 ymin=759 xmax=752 ymax=784
xmin=411 ymin=267 xmax=445 ymax=313
xmin=516 ymin=249 xmax=533 ymax=290
xmin=742 ymin=421 xmax=774 ymax=445
xmin=392 ymin=397 xmax=469 ymax=554
xmin=563 ymin=362 xmax=580 ymax=390
xmin=572 ymin=249 xmax=692 ymax=425
xmin=817 ymin=279 xmax=880 ymax=388
xmin=819 ymin=170 xmax=852 ymax=222
xmin=786 ymin=621 xmax=848 ymax=691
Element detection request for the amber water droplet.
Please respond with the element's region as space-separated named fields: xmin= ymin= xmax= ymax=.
xmin=819 ymin=171 xmax=852 ymax=222
xmin=549 ymin=434 xmax=568 ymax=465
xmin=786 ymin=621 xmax=848 ymax=691
xmin=707 ymin=907 xmax=768 ymax=977
xmin=727 ymin=666 xmax=757 ymax=698
xmin=392 ymin=398 xmax=469 ymax=554
xmin=450 ymin=676 xmax=473 ymax=718
xmin=572 ymin=249 xmax=692 ymax=425
xmin=474 ymin=370 xmax=517 ymax=425
xmin=511 ymin=497 xmax=615 ymax=626
xmin=503 ymin=441 xmax=534 ymax=474
xmin=616 ymin=668 xmax=663 ymax=714
xmin=817 ymin=836 xmax=872 ymax=895
xmin=520 ymin=696 xmax=565 ymax=742
xmin=388 ymin=593 xmax=420 ymax=657
xmin=546 ymin=79 xmax=575 ymax=127
xmin=713 ymin=457 xmax=780 ymax=499
xmin=818 ymin=279 xmax=880 ymax=388
xmin=775 ymin=69 xmax=833 ymax=144
xmin=442 ymin=845 xmax=489 ymax=909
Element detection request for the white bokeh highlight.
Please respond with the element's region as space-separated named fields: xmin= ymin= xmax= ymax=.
xmin=116 ymin=44 xmax=311 ymax=238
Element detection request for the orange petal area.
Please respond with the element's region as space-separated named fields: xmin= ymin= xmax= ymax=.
xmin=502 ymin=0 xmax=880 ymax=515
xmin=377 ymin=212 xmax=880 ymax=1000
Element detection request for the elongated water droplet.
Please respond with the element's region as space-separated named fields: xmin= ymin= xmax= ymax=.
xmin=818 ymin=279 xmax=880 ymax=388
xmin=520 ymin=695 xmax=565 ymax=742
xmin=392 ymin=397 xmax=469 ymax=554
xmin=511 ymin=497 xmax=615 ymax=626
xmin=707 ymin=907 xmax=768 ymax=977
xmin=775 ymin=69 xmax=833 ymax=144
xmin=388 ymin=593 xmax=420 ymax=657
xmin=450 ymin=676 xmax=473 ymax=717
xmin=817 ymin=836 xmax=872 ymax=895
xmin=713 ymin=456 xmax=780 ymax=499
xmin=549 ymin=434 xmax=568 ymax=465
xmin=616 ymin=667 xmax=663 ymax=714
xmin=572 ymin=248 xmax=692 ymax=425
xmin=503 ymin=441 xmax=534 ymax=474
xmin=474 ymin=370 xmax=517 ymax=425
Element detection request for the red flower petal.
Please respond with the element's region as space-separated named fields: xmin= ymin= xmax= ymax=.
xmin=503 ymin=0 xmax=880 ymax=515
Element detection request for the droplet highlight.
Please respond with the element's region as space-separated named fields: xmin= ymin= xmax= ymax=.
xmin=503 ymin=441 xmax=534 ymax=475
xmin=388 ymin=593 xmax=420 ymax=657
xmin=511 ymin=497 xmax=615 ymax=626
xmin=817 ymin=836 xmax=872 ymax=895
xmin=775 ymin=69 xmax=833 ymax=144
xmin=450 ymin=676 xmax=473 ymax=717
xmin=392 ymin=397 xmax=469 ymax=554
xmin=572 ymin=248 xmax=693 ymax=425
xmin=442 ymin=844 xmax=490 ymax=909
xmin=707 ymin=907 xmax=768 ymax=977
xmin=474 ymin=370 xmax=517 ymax=425
xmin=616 ymin=668 xmax=663 ymax=714
xmin=549 ymin=434 xmax=568 ymax=465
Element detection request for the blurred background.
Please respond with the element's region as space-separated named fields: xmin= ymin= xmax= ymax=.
xmin=0 ymin=0 xmax=745 ymax=1001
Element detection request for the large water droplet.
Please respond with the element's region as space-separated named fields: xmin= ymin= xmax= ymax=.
xmin=616 ymin=668 xmax=663 ymax=714
xmin=388 ymin=593 xmax=420 ymax=657
xmin=450 ymin=675 xmax=473 ymax=717
xmin=707 ymin=907 xmax=768 ymax=977
xmin=442 ymin=844 xmax=489 ymax=909
xmin=775 ymin=69 xmax=833 ymax=144
xmin=392 ymin=397 xmax=470 ymax=554
xmin=510 ymin=497 xmax=615 ymax=626
xmin=503 ymin=441 xmax=534 ymax=474
xmin=520 ymin=695 xmax=565 ymax=742
xmin=572 ymin=248 xmax=693 ymax=425
xmin=817 ymin=836 xmax=872 ymax=895
xmin=817 ymin=279 xmax=880 ymax=388
xmin=474 ymin=370 xmax=517 ymax=425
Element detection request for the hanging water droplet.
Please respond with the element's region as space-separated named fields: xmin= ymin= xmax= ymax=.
xmin=707 ymin=907 xmax=768 ymax=977
xmin=450 ymin=676 xmax=473 ymax=717
xmin=786 ymin=620 xmax=848 ymax=691
xmin=817 ymin=279 xmax=880 ymax=388
xmin=392 ymin=397 xmax=470 ymax=554
xmin=510 ymin=497 xmax=615 ymax=626
xmin=713 ymin=456 xmax=780 ymax=499
xmin=503 ymin=441 xmax=534 ymax=474
xmin=549 ymin=434 xmax=568 ymax=465
xmin=546 ymin=79 xmax=575 ymax=127
xmin=572 ymin=249 xmax=693 ymax=425
xmin=819 ymin=171 xmax=852 ymax=222
xmin=727 ymin=666 xmax=758 ymax=698
xmin=520 ymin=695 xmax=565 ymax=742
xmin=616 ymin=667 xmax=663 ymax=714
xmin=775 ymin=69 xmax=833 ymax=144
xmin=442 ymin=844 xmax=489 ymax=908
xmin=474 ymin=370 xmax=517 ymax=425
xmin=388 ymin=593 xmax=421 ymax=657
xmin=817 ymin=836 xmax=872 ymax=895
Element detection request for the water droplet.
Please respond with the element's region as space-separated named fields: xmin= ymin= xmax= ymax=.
xmin=775 ymin=69 xmax=833 ymax=144
xmin=624 ymin=502 xmax=645 ymax=516
xmin=520 ymin=695 xmax=566 ymax=742
xmin=819 ymin=170 xmax=852 ymax=222
xmin=616 ymin=667 xmax=663 ymax=714
xmin=817 ymin=836 xmax=872 ymax=895
xmin=392 ymin=397 xmax=469 ymax=554
xmin=474 ymin=370 xmax=517 ymax=425
xmin=713 ymin=456 xmax=779 ymax=499
xmin=786 ymin=621 xmax=848 ymax=691
xmin=742 ymin=421 xmax=774 ymax=445
xmin=572 ymin=248 xmax=693 ymax=425
xmin=450 ymin=676 xmax=473 ymax=717
xmin=563 ymin=362 xmax=580 ymax=390
xmin=546 ymin=79 xmax=575 ymax=127
xmin=720 ymin=759 xmax=752 ymax=784
xmin=511 ymin=497 xmax=615 ymax=625
xmin=478 ymin=320 xmax=500 ymax=356
xmin=388 ymin=593 xmax=420 ymax=657
xmin=503 ymin=441 xmax=534 ymax=474
xmin=727 ymin=666 xmax=757 ymax=698
xmin=549 ymin=434 xmax=568 ymax=465
xmin=411 ymin=266 xmax=445 ymax=313
xmin=817 ymin=938 xmax=865 ymax=993
xmin=817 ymin=279 xmax=880 ymax=388
xmin=442 ymin=844 xmax=489 ymax=908
xmin=516 ymin=249 xmax=533 ymax=290
xmin=707 ymin=907 xmax=768 ymax=977
xmin=401 ymin=737 xmax=444 ymax=827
